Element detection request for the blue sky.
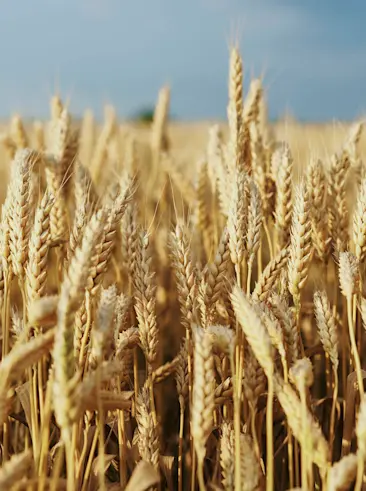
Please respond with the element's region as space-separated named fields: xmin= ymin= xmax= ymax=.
xmin=0 ymin=0 xmax=365 ymax=121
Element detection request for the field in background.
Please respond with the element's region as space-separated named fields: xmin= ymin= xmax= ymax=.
xmin=0 ymin=120 xmax=364 ymax=200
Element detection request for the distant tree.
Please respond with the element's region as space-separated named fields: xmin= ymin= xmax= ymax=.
xmin=132 ymin=107 xmax=155 ymax=123
xmin=132 ymin=106 xmax=175 ymax=123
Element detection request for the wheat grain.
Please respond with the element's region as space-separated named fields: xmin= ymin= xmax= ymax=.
xmin=314 ymin=290 xmax=339 ymax=370
xmin=191 ymin=326 xmax=214 ymax=471
xmin=274 ymin=143 xmax=293 ymax=251
xmin=136 ymin=387 xmax=160 ymax=469
xmin=288 ymin=181 xmax=312 ymax=308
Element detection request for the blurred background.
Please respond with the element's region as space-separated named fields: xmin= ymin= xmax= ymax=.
xmin=1 ymin=0 xmax=366 ymax=122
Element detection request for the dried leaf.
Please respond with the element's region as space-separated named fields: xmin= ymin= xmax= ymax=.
xmin=12 ymin=477 xmax=67 ymax=490
xmin=91 ymin=453 xmax=117 ymax=476
xmin=16 ymin=383 xmax=33 ymax=439
xmin=159 ymin=455 xmax=175 ymax=491
xmin=88 ymin=454 xmax=117 ymax=491
xmin=125 ymin=460 xmax=160 ymax=491
xmin=82 ymin=390 xmax=134 ymax=413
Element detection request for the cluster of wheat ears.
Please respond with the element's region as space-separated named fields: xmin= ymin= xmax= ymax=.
xmin=0 ymin=47 xmax=366 ymax=491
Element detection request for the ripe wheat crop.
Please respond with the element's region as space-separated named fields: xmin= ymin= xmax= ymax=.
xmin=0 ymin=47 xmax=366 ymax=491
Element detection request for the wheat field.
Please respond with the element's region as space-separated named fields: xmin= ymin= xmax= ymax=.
xmin=0 ymin=47 xmax=365 ymax=491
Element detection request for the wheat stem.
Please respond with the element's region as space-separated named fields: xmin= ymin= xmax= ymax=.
xmin=266 ymin=376 xmax=274 ymax=491
xmin=80 ymin=427 xmax=99 ymax=491
xmin=347 ymin=296 xmax=364 ymax=399
xmin=229 ymin=351 xmax=242 ymax=491
xmin=263 ymin=217 xmax=274 ymax=260
xmin=355 ymin=454 xmax=364 ymax=491
xmin=178 ymin=406 xmax=184 ymax=491
xmin=329 ymin=369 xmax=338 ymax=459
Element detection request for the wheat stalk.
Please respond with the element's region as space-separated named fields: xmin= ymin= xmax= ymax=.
xmin=231 ymin=285 xmax=274 ymax=491
xmin=53 ymin=209 xmax=106 ymax=453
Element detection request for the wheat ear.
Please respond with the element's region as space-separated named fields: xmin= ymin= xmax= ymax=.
xmin=169 ymin=222 xmax=197 ymax=333
xmin=8 ymin=149 xmax=35 ymax=282
xmin=274 ymin=143 xmax=293 ymax=251
xmin=133 ymin=231 xmax=158 ymax=373
xmin=314 ymin=289 xmax=339 ymax=453
xmin=246 ymin=179 xmax=263 ymax=291
xmin=200 ymin=228 xmax=233 ymax=324
xmin=10 ymin=114 xmax=29 ymax=149
xmin=26 ymin=192 xmax=54 ymax=304
xmin=353 ymin=176 xmax=366 ymax=261
xmin=328 ymin=152 xmax=350 ymax=253
xmin=307 ymin=157 xmax=331 ymax=263
xmin=0 ymin=449 xmax=32 ymax=489
xmin=220 ymin=422 xmax=235 ymax=491
xmin=287 ymin=181 xmax=312 ymax=310
xmin=339 ymin=251 xmax=363 ymax=400
xmin=274 ymin=373 xmax=329 ymax=472
xmin=136 ymin=386 xmax=160 ymax=469
xmin=227 ymin=168 xmax=248 ymax=282
xmin=327 ymin=454 xmax=358 ymax=491
xmin=191 ymin=326 xmax=214 ymax=491
xmin=53 ymin=209 xmax=106 ymax=442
